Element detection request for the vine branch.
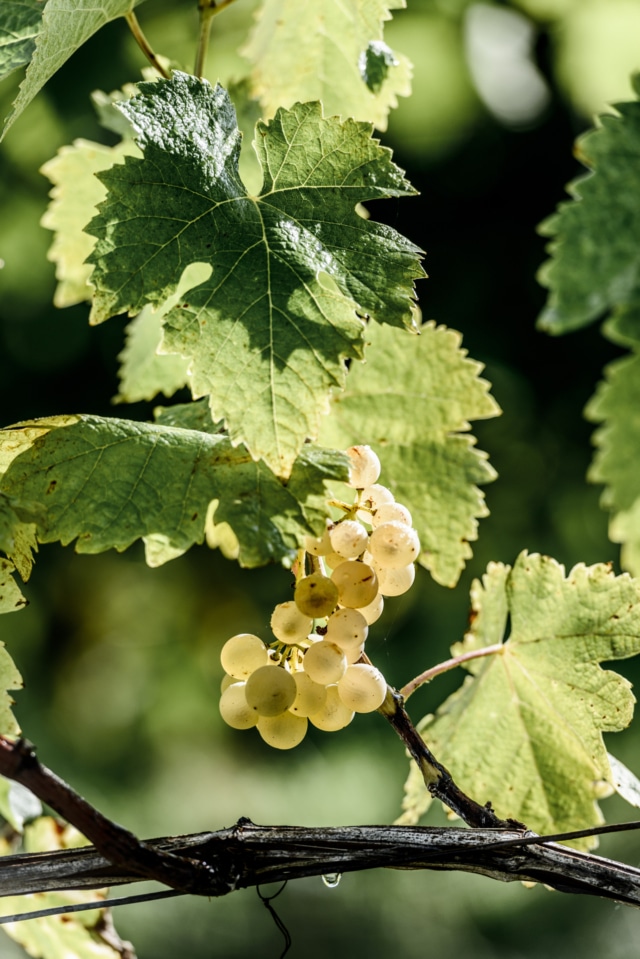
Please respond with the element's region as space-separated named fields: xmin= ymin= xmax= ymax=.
xmin=400 ymin=643 xmax=503 ymax=700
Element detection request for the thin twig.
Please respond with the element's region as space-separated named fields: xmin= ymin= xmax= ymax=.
xmin=194 ymin=0 xmax=238 ymax=78
xmin=125 ymin=11 xmax=171 ymax=80
xmin=400 ymin=643 xmax=504 ymax=700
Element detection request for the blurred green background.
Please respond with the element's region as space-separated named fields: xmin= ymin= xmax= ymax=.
xmin=2 ymin=0 xmax=640 ymax=956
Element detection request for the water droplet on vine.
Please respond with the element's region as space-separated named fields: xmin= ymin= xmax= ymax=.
xmin=322 ymin=873 xmax=341 ymax=888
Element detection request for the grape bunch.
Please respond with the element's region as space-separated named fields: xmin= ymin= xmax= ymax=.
xmin=219 ymin=445 xmax=420 ymax=749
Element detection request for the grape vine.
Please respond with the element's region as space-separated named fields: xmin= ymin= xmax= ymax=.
xmin=2 ymin=1 xmax=640 ymax=957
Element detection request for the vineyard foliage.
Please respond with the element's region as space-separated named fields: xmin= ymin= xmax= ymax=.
xmin=2 ymin=0 xmax=640 ymax=957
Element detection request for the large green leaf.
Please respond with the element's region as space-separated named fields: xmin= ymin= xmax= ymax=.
xmin=242 ymin=0 xmax=411 ymax=131
xmin=0 ymin=0 xmax=44 ymax=82
xmin=537 ymin=76 xmax=640 ymax=335
xmin=585 ymin=351 xmax=640 ymax=575
xmin=400 ymin=553 xmax=640 ymax=846
xmin=318 ymin=321 xmax=499 ymax=586
xmin=2 ymin=0 xmax=148 ymax=139
xmin=0 ymin=413 xmax=348 ymax=568
xmin=86 ymin=73 xmax=424 ymax=476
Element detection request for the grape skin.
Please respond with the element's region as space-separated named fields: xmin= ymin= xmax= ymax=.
xmin=329 ymin=520 xmax=369 ymax=559
xmin=375 ymin=563 xmax=416 ymax=597
xmin=289 ymin=671 xmax=328 ymax=717
xmin=270 ymin=601 xmax=313 ymax=642
xmin=325 ymin=607 xmax=368 ymax=649
xmin=369 ymin=521 xmax=420 ymax=569
xmin=331 ymin=560 xmax=378 ymax=609
xmin=309 ymin=685 xmax=355 ymax=731
xmin=221 ymin=633 xmax=269 ymax=679
xmin=219 ymin=682 xmax=258 ymax=729
xmin=346 ymin=445 xmax=381 ymax=489
xmin=358 ymin=591 xmax=384 ymax=625
xmin=257 ymin=712 xmax=308 ymax=749
xmin=303 ymin=640 xmax=347 ymax=684
xmin=372 ymin=502 xmax=412 ymax=528
xmin=337 ymin=664 xmax=386 ymax=713
xmin=245 ymin=665 xmax=297 ymax=716
xmin=294 ymin=573 xmax=339 ymax=618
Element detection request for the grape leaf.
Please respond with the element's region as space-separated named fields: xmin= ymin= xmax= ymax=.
xmin=399 ymin=553 xmax=640 ymax=846
xmin=0 ymin=0 xmax=44 ymax=82
xmin=0 ymin=777 xmax=42 ymax=832
xmin=41 ymin=137 xmax=140 ymax=308
xmin=0 ymin=413 xmax=349 ymax=568
xmin=86 ymin=73 xmax=424 ymax=477
xmin=1 ymin=0 xmax=147 ymax=140
xmin=537 ymin=76 xmax=640 ymax=335
xmin=0 ymin=493 xmax=38 ymax=580
xmin=241 ymin=0 xmax=411 ymax=132
xmin=0 ymin=818 xmax=130 ymax=959
xmin=585 ymin=351 xmax=640 ymax=575
xmin=317 ymin=321 xmax=499 ymax=586
xmin=115 ymin=304 xmax=191 ymax=404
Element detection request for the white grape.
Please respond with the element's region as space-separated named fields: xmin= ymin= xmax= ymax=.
xmin=346 ymin=445 xmax=381 ymax=489
xmin=257 ymin=712 xmax=308 ymax=749
xmin=376 ymin=563 xmax=416 ymax=596
xmin=322 ymin=550 xmax=346 ymax=571
xmin=358 ymin=591 xmax=384 ymax=625
xmin=329 ymin=520 xmax=369 ymax=560
xmin=220 ymin=673 xmax=236 ymax=693
xmin=325 ymin=607 xmax=368 ymax=650
xmin=294 ymin=573 xmax=339 ymax=618
xmin=219 ymin=682 xmax=258 ymax=730
xmin=270 ymin=601 xmax=313 ymax=643
xmin=220 ymin=633 xmax=269 ymax=679
xmin=303 ymin=640 xmax=347 ymax=684
xmin=345 ymin=643 xmax=365 ymax=664
xmin=331 ymin=560 xmax=378 ymax=609
xmin=289 ymin=671 xmax=328 ymax=717
xmin=304 ymin=525 xmax=333 ymax=556
xmin=356 ymin=483 xmax=394 ymax=523
xmin=309 ymin=685 xmax=355 ymax=731
xmin=372 ymin=502 xmax=413 ymax=528
xmin=245 ymin=665 xmax=296 ymax=716
xmin=337 ymin=664 xmax=387 ymax=713
xmin=369 ymin=521 xmax=420 ymax=569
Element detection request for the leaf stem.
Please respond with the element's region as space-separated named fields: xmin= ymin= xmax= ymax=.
xmin=195 ymin=0 xmax=238 ymax=78
xmin=400 ymin=643 xmax=503 ymax=700
xmin=125 ymin=12 xmax=171 ymax=79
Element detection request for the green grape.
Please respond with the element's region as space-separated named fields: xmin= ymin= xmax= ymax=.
xmin=270 ymin=601 xmax=313 ymax=643
xmin=346 ymin=445 xmax=381 ymax=489
xmin=369 ymin=521 xmax=420 ymax=569
xmin=329 ymin=520 xmax=369 ymax=560
xmin=220 ymin=633 xmax=269 ymax=679
xmin=219 ymin=682 xmax=258 ymax=730
xmin=303 ymin=640 xmax=347 ymax=684
xmin=294 ymin=572 xmax=339 ymax=617
xmin=358 ymin=591 xmax=384 ymax=625
xmin=245 ymin=665 xmax=297 ymax=716
xmin=289 ymin=671 xmax=327 ymax=717
xmin=257 ymin=712 xmax=308 ymax=749
xmin=345 ymin=643 xmax=365 ymax=664
xmin=331 ymin=560 xmax=378 ymax=609
xmin=337 ymin=664 xmax=387 ymax=713
xmin=376 ymin=563 xmax=416 ymax=597
xmin=309 ymin=685 xmax=355 ymax=731
xmin=325 ymin=608 xmax=368 ymax=650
